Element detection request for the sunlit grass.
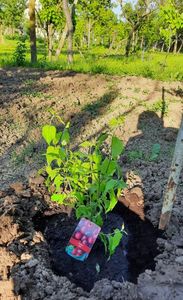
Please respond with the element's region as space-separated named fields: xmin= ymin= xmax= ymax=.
xmin=0 ymin=38 xmax=183 ymax=81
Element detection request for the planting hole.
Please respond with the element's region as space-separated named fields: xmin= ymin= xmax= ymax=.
xmin=34 ymin=203 xmax=160 ymax=292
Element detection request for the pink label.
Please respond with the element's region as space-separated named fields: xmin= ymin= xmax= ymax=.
xmin=65 ymin=218 xmax=101 ymax=261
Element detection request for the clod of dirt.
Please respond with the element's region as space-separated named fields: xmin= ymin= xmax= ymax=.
xmin=10 ymin=182 xmax=24 ymax=194
xmin=0 ymin=216 xmax=20 ymax=245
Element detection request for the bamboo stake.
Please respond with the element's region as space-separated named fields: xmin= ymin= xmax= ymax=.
xmin=159 ymin=116 xmax=183 ymax=230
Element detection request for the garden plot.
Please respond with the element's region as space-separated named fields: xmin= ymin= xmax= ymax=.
xmin=0 ymin=68 xmax=183 ymax=299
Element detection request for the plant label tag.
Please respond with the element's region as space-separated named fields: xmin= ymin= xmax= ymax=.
xmin=65 ymin=218 xmax=101 ymax=261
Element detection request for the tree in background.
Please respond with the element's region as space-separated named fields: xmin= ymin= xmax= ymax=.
xmin=62 ymin=0 xmax=73 ymax=63
xmin=159 ymin=0 xmax=183 ymax=53
xmin=0 ymin=0 xmax=26 ymax=39
xmin=29 ymin=0 xmax=37 ymax=63
xmin=38 ymin=0 xmax=63 ymax=60
xmin=55 ymin=0 xmax=78 ymax=60
xmin=1 ymin=0 xmax=183 ymax=64
xmin=119 ymin=0 xmax=157 ymax=56
xmin=76 ymin=0 xmax=112 ymax=49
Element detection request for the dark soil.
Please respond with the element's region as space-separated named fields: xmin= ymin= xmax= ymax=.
xmin=34 ymin=203 xmax=160 ymax=292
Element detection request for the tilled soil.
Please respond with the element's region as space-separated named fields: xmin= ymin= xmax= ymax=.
xmin=0 ymin=67 xmax=183 ymax=299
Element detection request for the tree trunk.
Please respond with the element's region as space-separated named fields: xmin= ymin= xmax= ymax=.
xmin=178 ymin=39 xmax=183 ymax=53
xmin=88 ymin=18 xmax=91 ymax=49
xmin=29 ymin=0 xmax=37 ymax=63
xmin=140 ymin=36 xmax=144 ymax=50
xmin=153 ymin=41 xmax=157 ymax=52
xmin=63 ymin=0 xmax=74 ymax=64
xmin=125 ymin=28 xmax=134 ymax=57
xmin=167 ymin=36 xmax=172 ymax=53
xmin=55 ymin=0 xmax=78 ymax=60
xmin=173 ymin=35 xmax=178 ymax=53
xmin=48 ymin=23 xmax=53 ymax=61
xmin=109 ymin=33 xmax=116 ymax=50
xmin=134 ymin=30 xmax=138 ymax=52
xmin=55 ymin=24 xmax=68 ymax=59
xmin=0 ymin=24 xmax=4 ymax=44
xmin=161 ymin=42 xmax=164 ymax=52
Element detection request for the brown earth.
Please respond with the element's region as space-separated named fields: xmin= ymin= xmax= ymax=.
xmin=0 ymin=67 xmax=183 ymax=299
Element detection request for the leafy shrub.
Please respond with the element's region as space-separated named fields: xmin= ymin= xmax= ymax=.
xmin=13 ymin=38 xmax=26 ymax=66
xmin=149 ymin=143 xmax=161 ymax=161
xmin=127 ymin=150 xmax=144 ymax=162
xmin=142 ymin=65 xmax=154 ymax=78
xmin=42 ymin=120 xmax=127 ymax=257
xmin=151 ymin=100 xmax=169 ymax=116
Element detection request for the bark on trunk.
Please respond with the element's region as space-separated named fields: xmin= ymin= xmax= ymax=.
xmin=159 ymin=116 xmax=183 ymax=230
xmin=178 ymin=39 xmax=183 ymax=53
xmin=0 ymin=24 xmax=4 ymax=43
xmin=55 ymin=0 xmax=78 ymax=60
xmin=140 ymin=36 xmax=144 ymax=50
xmin=63 ymin=0 xmax=74 ymax=64
xmin=109 ymin=33 xmax=116 ymax=50
xmin=48 ymin=23 xmax=53 ymax=61
xmin=173 ymin=35 xmax=178 ymax=53
xmin=55 ymin=24 xmax=68 ymax=59
xmin=125 ymin=22 xmax=140 ymax=57
xmin=88 ymin=18 xmax=91 ymax=49
xmin=125 ymin=29 xmax=134 ymax=57
xmin=153 ymin=41 xmax=157 ymax=52
xmin=29 ymin=0 xmax=37 ymax=63
xmin=167 ymin=37 xmax=172 ymax=53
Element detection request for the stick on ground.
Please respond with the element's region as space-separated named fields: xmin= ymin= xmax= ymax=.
xmin=159 ymin=116 xmax=183 ymax=230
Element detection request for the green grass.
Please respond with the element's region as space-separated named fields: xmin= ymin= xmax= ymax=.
xmin=1 ymin=38 xmax=183 ymax=81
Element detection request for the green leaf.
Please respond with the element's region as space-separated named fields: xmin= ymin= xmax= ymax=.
xmin=65 ymin=121 xmax=70 ymax=129
xmin=51 ymin=193 xmax=66 ymax=204
xmin=92 ymin=152 xmax=102 ymax=168
xmin=59 ymin=148 xmax=66 ymax=160
xmin=54 ymin=174 xmax=63 ymax=191
xmin=80 ymin=141 xmax=93 ymax=148
xmin=106 ymin=189 xmax=117 ymax=213
xmin=53 ymin=132 xmax=62 ymax=145
xmin=46 ymin=146 xmax=60 ymax=165
xmin=76 ymin=205 xmax=92 ymax=219
xmin=104 ymin=179 xmax=118 ymax=193
xmin=96 ymin=132 xmax=108 ymax=147
xmin=46 ymin=166 xmax=59 ymax=180
xmin=93 ymin=213 xmax=103 ymax=227
xmin=100 ymin=233 xmax=108 ymax=254
xmin=83 ymin=162 xmax=91 ymax=170
xmin=75 ymin=151 xmax=87 ymax=159
xmin=72 ymin=192 xmax=85 ymax=203
xmin=111 ymin=136 xmax=124 ymax=159
xmin=149 ymin=143 xmax=161 ymax=161
xmin=101 ymin=158 xmax=117 ymax=176
xmin=108 ymin=229 xmax=123 ymax=257
xmin=61 ymin=128 xmax=70 ymax=146
xmin=42 ymin=125 xmax=56 ymax=145
xmin=108 ymin=116 xmax=125 ymax=128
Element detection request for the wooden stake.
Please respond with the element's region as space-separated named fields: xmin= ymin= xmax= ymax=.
xmin=159 ymin=116 xmax=183 ymax=230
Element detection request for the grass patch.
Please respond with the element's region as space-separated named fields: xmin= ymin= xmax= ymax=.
xmin=0 ymin=39 xmax=183 ymax=81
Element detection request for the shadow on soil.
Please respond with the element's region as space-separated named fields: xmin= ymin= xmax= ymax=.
xmin=68 ymin=89 xmax=119 ymax=142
